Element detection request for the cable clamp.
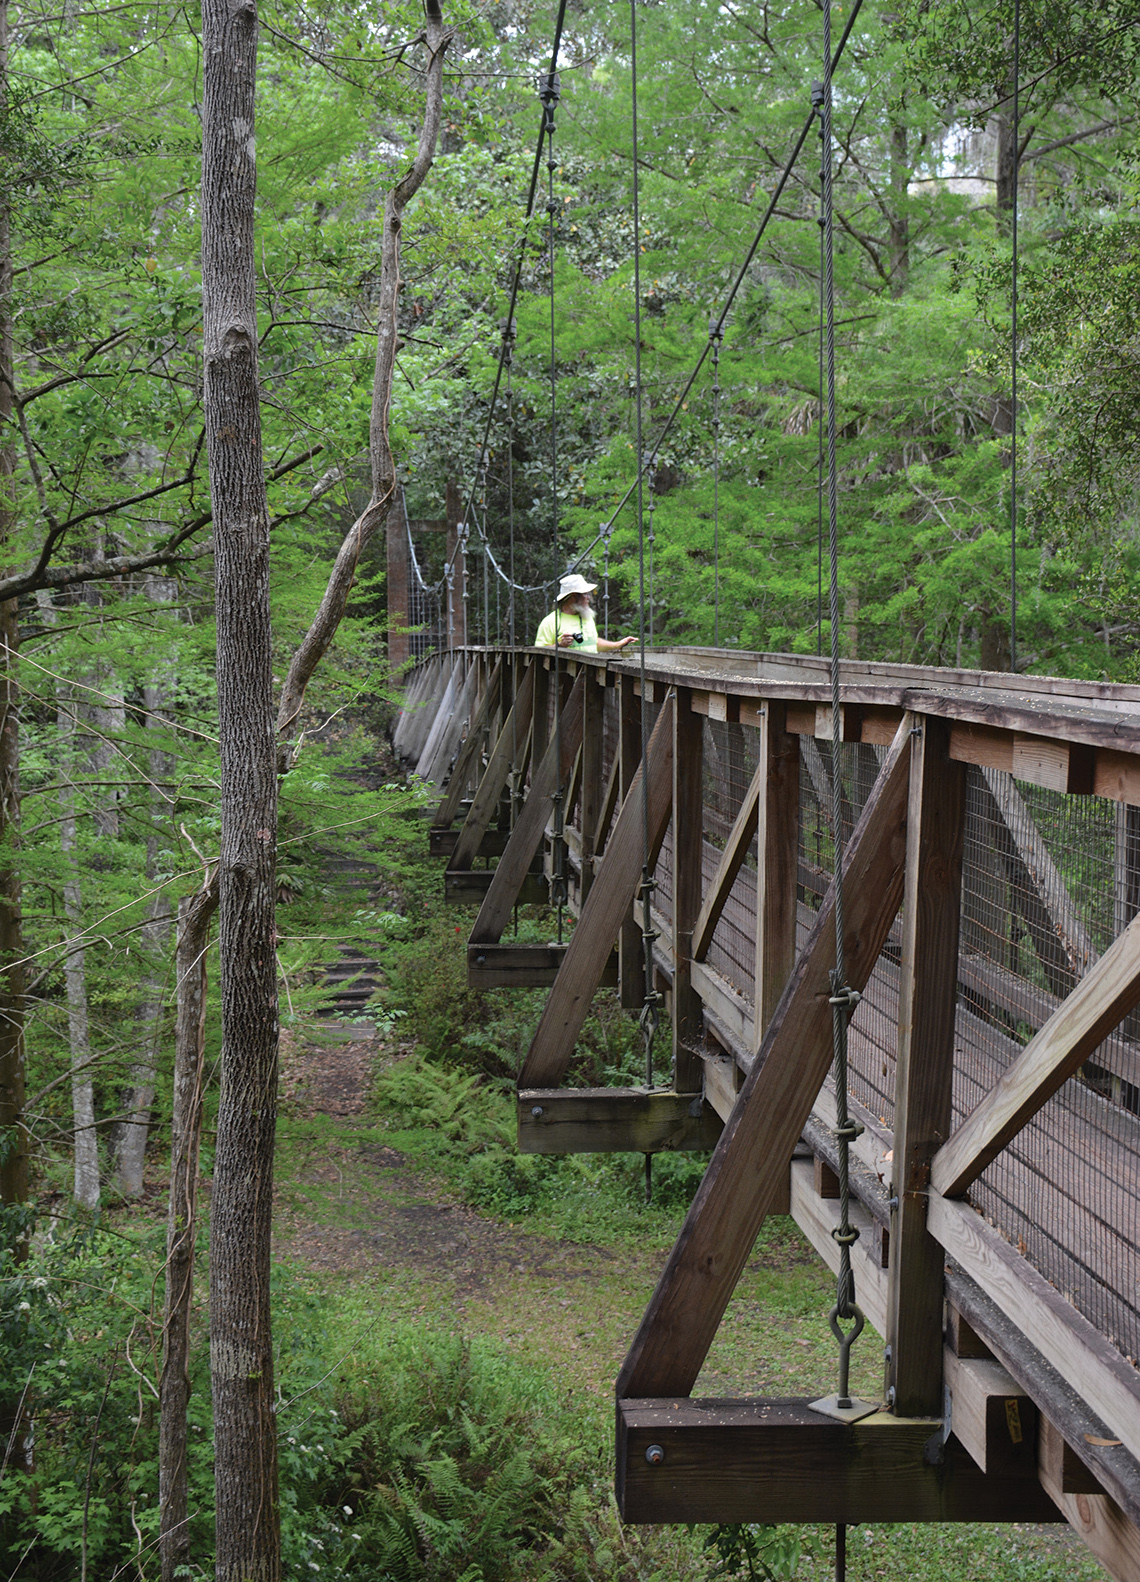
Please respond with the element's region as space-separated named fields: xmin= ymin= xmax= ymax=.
xmin=811 ymin=79 xmax=826 ymax=113
xmin=828 ymin=985 xmax=861 ymax=1010
xmin=833 ymin=1119 xmax=863 ymax=1144
xmin=831 ymin=1224 xmax=860 ymax=1248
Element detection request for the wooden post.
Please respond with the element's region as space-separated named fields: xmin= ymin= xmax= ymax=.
xmin=617 ymin=719 xmax=912 ymax=1401
xmin=619 ymin=672 xmax=644 ymax=1009
xmin=754 ymin=700 xmax=800 ymax=1046
xmin=532 ymin=660 xmax=551 ymax=771
xmin=580 ymin=670 xmax=605 ymax=903
xmin=387 ymin=486 xmax=410 ymax=673
xmin=886 ymin=714 xmax=965 ymax=1417
xmin=673 ymin=689 xmax=704 ymax=1090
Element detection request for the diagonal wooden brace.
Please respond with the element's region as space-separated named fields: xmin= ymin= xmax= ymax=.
xmin=617 ymin=716 xmax=914 ymax=1400
xmin=519 ymin=693 xmax=676 ymax=1089
xmin=450 ymin=662 xmax=536 ymax=871
xmin=434 ymin=656 xmax=504 ymax=829
xmin=468 ymin=672 xmax=585 ymax=944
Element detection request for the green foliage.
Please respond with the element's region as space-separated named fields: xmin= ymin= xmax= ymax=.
xmin=702 ymin=1523 xmax=806 ymax=1582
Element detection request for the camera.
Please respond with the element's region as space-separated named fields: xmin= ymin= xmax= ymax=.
xmin=572 ymin=633 xmax=584 ymax=644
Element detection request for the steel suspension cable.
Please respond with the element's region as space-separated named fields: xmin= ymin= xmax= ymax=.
xmin=1010 ymin=0 xmax=1020 ymax=673
xmin=709 ymin=318 xmax=722 ymax=647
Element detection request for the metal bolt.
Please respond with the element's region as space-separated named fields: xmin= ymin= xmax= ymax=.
xmin=887 ymin=1385 xmax=897 ymax=1407
xmin=531 ymin=1106 xmax=544 ymax=1119
xmin=645 ymin=1444 xmax=665 ymax=1466
xmin=476 ymin=954 xmax=486 ymax=965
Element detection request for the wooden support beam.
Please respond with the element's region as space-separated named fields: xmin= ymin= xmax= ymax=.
xmin=433 ymin=656 xmax=504 ymax=829
xmin=595 ymin=751 xmax=622 ymax=860
xmin=928 ymin=1193 xmax=1140 ymax=1470
xmin=445 ymin=871 xmax=546 ymax=906
xmin=942 ymin=1349 xmax=1037 ymax=1476
xmin=754 ymin=699 xmax=800 ymax=1043
xmin=517 ymin=1088 xmax=722 ymax=1155
xmin=617 ymin=718 xmax=913 ymax=1401
xmin=931 ymin=909 xmax=1140 ymax=1196
xmin=579 ymin=671 xmax=605 ymax=903
xmin=887 ymin=717 xmax=965 ymax=1418
xmin=616 ymin=1399 xmax=1058 ymax=1525
xmin=618 ymin=673 xmax=644 ymax=1008
xmin=450 ymin=664 xmax=537 ymax=871
xmin=519 ymin=696 xmax=676 ymax=1088
xmin=416 ymin=655 xmax=461 ymax=780
xmin=467 ymin=942 xmax=618 ymax=989
xmin=467 ymin=673 xmax=586 ymax=944
xmin=1039 ymin=1416 xmax=1107 ymax=1497
xmin=672 ymin=690 xmax=704 ymax=1091
xmin=431 ymin=827 xmax=510 ymax=859
xmin=422 ymin=657 xmax=480 ymax=787
xmin=693 ymin=761 xmax=760 ymax=963
xmin=700 ymin=1051 xmax=741 ymax=1124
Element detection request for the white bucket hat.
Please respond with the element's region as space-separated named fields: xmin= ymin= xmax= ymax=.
xmin=557 ymin=573 xmax=597 ymax=601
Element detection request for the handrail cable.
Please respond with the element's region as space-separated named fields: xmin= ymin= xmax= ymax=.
xmin=709 ymin=316 xmax=723 ymax=647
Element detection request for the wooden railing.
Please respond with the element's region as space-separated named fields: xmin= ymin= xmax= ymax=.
xmin=395 ymin=645 xmax=1140 ymax=1580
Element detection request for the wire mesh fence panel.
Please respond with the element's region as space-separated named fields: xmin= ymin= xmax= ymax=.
xmin=954 ymin=768 xmax=1140 ymax=1367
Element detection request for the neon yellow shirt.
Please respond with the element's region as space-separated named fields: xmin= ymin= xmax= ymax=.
xmin=534 ymin=606 xmax=599 ymax=651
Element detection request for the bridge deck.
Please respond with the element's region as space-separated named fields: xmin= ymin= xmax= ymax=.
xmin=396 ymin=645 xmax=1140 ymax=1580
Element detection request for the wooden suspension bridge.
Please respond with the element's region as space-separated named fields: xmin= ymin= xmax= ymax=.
xmin=394 ymin=641 xmax=1140 ymax=1581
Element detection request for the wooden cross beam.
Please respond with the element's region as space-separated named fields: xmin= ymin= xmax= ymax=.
xmin=617 ymin=1398 xmax=1058 ymax=1525
xmin=518 ymin=1087 xmax=721 ymax=1155
xmin=617 ymin=716 xmax=913 ymax=1401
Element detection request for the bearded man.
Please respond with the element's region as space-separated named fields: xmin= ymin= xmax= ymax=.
xmin=534 ymin=574 xmax=637 ymax=653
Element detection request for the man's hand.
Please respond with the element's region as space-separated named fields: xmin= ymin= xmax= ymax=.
xmin=558 ymin=633 xmax=575 ymax=647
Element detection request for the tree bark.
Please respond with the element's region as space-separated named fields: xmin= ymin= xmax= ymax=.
xmin=200 ymin=0 xmax=280 ymax=1575
xmin=58 ymin=702 xmax=99 ymax=1211
xmin=159 ymin=881 xmax=217 ymax=1582
xmin=275 ymin=6 xmax=452 ymax=746
xmin=114 ymin=574 xmax=177 ymax=1197
xmin=0 ymin=0 xmax=28 ymax=1227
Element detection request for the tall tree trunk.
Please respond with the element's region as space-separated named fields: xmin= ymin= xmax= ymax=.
xmin=114 ymin=573 xmax=177 ymax=1197
xmin=159 ymin=881 xmax=217 ymax=1582
xmin=59 ymin=703 xmax=99 ymax=1211
xmin=275 ymin=3 xmax=452 ymax=747
xmin=0 ymin=0 xmax=26 ymax=1225
xmin=888 ymin=116 xmax=910 ymax=297
xmin=200 ymin=0 xmax=280 ymax=1575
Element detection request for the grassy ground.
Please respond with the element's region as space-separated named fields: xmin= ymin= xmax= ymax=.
xmin=270 ymin=1018 xmax=1108 ymax=1582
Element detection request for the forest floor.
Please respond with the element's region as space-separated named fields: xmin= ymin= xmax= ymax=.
xmin=271 ymin=1018 xmax=1105 ymax=1582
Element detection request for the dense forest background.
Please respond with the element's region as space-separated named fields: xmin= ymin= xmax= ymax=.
xmin=3 ymin=0 xmax=1140 ymax=1575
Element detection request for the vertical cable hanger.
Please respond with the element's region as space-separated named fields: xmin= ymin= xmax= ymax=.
xmin=709 ymin=317 xmax=723 ymax=648
xmin=540 ymin=66 xmax=569 ymax=944
xmin=629 ymin=0 xmax=661 ymax=1206
xmin=1009 ymin=0 xmax=1020 ymax=673
xmin=808 ymin=22 xmax=875 ymax=1582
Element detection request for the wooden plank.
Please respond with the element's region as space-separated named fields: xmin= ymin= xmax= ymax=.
xmin=517 ymin=1088 xmax=721 ymax=1155
xmin=616 ymin=718 xmax=913 ymax=1401
xmin=422 ymin=657 xmax=480 ymax=787
xmin=1039 ymin=1416 xmax=1106 ymax=1497
xmin=754 ymin=700 xmax=800 ymax=1043
xmin=672 ymin=690 xmax=704 ymax=1091
xmin=467 ymin=942 xmax=618 ymax=989
xmin=450 ymin=664 xmax=537 ymax=871
xmin=519 ymin=696 xmax=676 ymax=1089
xmin=932 ymin=909 xmax=1140 ymax=1196
xmin=617 ymin=1399 xmax=1058 ymax=1525
xmin=785 ymin=701 xmax=817 ymax=735
xmin=927 ymin=1193 xmax=1140 ymax=1469
xmin=700 ymin=1052 xmax=740 ymax=1123
xmin=692 ymin=760 xmax=760 ymax=962
xmin=860 ymin=705 xmax=905 ymax=745
xmin=1039 ymin=1465 xmax=1140 ymax=1582
xmin=691 ymin=960 xmax=754 ymax=1054
xmin=415 ymin=655 xmax=460 ymax=779
xmin=468 ymin=674 xmax=585 ymax=944
xmin=942 ymin=1349 xmax=1037 ymax=1475
xmin=1096 ymin=750 xmax=1140 ymax=806
xmin=945 ymin=1270 xmax=1140 ymax=1526
xmin=595 ymin=751 xmax=622 ymax=859
xmin=431 ymin=826 xmax=510 ymax=858
xmin=445 ymin=870 xmax=546 ymax=906
xmin=433 ymin=655 xmax=504 ymax=828
xmin=788 ymin=1159 xmax=889 ymax=1338
xmin=887 ymin=717 xmax=965 ymax=1417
